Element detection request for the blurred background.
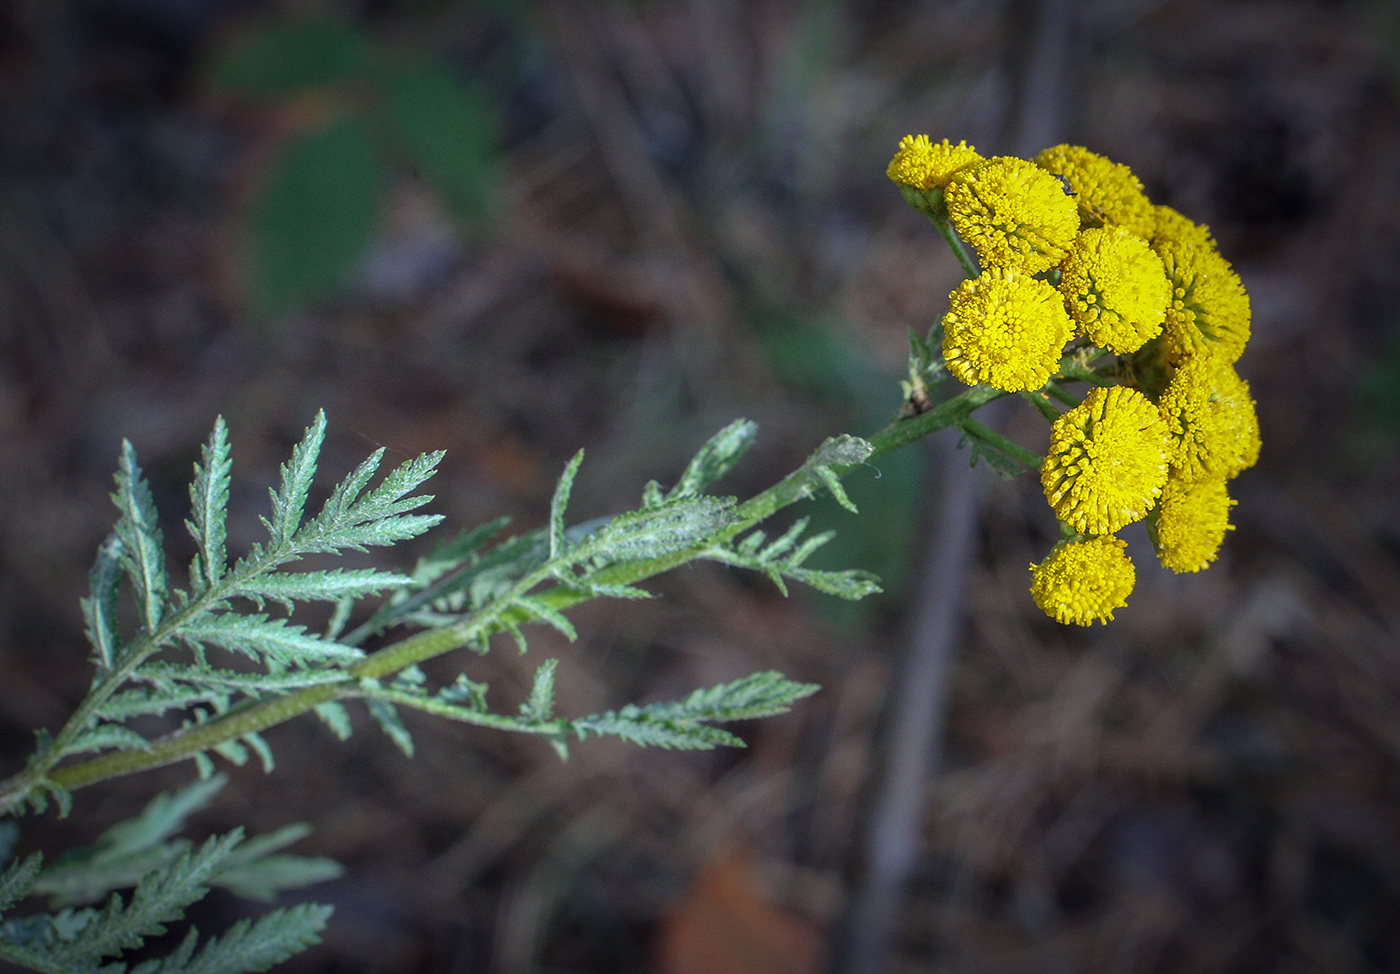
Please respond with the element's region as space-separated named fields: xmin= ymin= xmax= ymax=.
xmin=3 ymin=0 xmax=1400 ymax=971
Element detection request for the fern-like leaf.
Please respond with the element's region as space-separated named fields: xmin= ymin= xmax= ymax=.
xmin=32 ymin=777 xmax=225 ymax=906
xmin=299 ymin=449 xmax=445 ymax=553
xmin=575 ymin=496 xmax=737 ymax=566
xmin=705 ymin=518 xmax=882 ymax=601
xmin=81 ymin=536 xmax=125 ymax=671
xmin=437 ymin=674 xmax=488 ymax=712
xmin=178 ymin=614 xmax=361 ymax=668
xmin=519 ymin=660 xmax=557 ymax=723
xmin=45 ymin=831 xmax=242 ymax=966
xmin=127 ymin=902 xmax=333 ymax=974
xmin=0 ymin=853 xmax=42 ymax=915
xmin=570 ymin=672 xmax=819 ymax=750
xmin=187 ymin=417 xmax=233 ymax=595
xmin=667 ymin=419 xmax=757 ymax=499
xmin=264 ymin=412 xmax=327 ymax=545
xmin=112 ymin=442 xmax=168 ymax=636
xmin=365 ymin=698 xmax=414 ymax=757
xmin=806 ymin=435 xmax=872 ymax=513
xmin=64 ymin=725 xmax=152 ymax=758
xmin=549 ymin=450 xmax=585 ymax=560
xmin=206 ymin=825 xmax=341 ymax=903
xmin=313 ymin=702 xmax=353 ymax=741
xmin=235 ymin=568 xmax=409 ymax=605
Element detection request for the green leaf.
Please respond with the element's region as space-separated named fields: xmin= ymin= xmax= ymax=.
xmin=813 ymin=464 xmax=858 ymax=513
xmin=519 ymin=660 xmax=557 ymax=723
xmin=569 ymin=580 xmax=655 ymax=600
xmin=207 ymin=15 xmax=372 ymax=99
xmin=179 ymin=614 xmax=361 ymax=667
xmin=45 ymin=831 xmax=243 ymax=966
xmin=210 ymin=825 xmax=341 ymax=903
xmin=314 ymin=702 xmax=353 ymax=741
xmin=214 ymin=740 xmax=249 ymax=767
xmin=810 ymin=434 xmax=873 ymax=469
xmin=266 ymin=412 xmax=327 ymax=545
xmin=300 ymin=449 xmax=445 ymax=552
xmin=95 ymin=686 xmax=226 ymax=722
xmin=782 ymin=566 xmax=883 ymax=600
xmin=243 ymin=733 xmax=275 ymax=774
xmin=248 ymin=116 xmax=383 ymax=314
xmin=668 ymin=419 xmax=757 ymax=499
xmin=569 ymin=672 xmax=820 ymax=751
xmin=579 ymin=496 xmax=738 ymax=564
xmin=511 ymin=597 xmax=577 ymax=642
xmin=366 ymin=699 xmax=414 ymax=758
xmin=571 ymin=711 xmax=743 ymax=750
xmin=187 ymin=417 xmax=233 ymax=595
xmin=314 ymin=449 xmax=384 ymax=525
xmin=653 ymin=671 xmax=820 ymax=722
xmin=300 ymin=512 xmax=443 ymax=553
xmin=81 ymin=535 xmax=125 ymax=670
xmin=333 ymin=450 xmax=442 ymax=523
xmin=704 ymin=518 xmax=883 ymax=602
xmin=0 ymin=853 xmax=43 ymax=915
xmin=549 ymin=451 xmax=585 ymax=560
xmin=236 ymin=568 xmax=410 ymax=604
xmin=418 ymin=517 xmax=513 ymax=580
xmin=383 ymin=57 xmax=499 ymax=227
xmin=112 ymin=441 xmax=167 ymax=635
xmin=129 ymin=902 xmax=333 ymax=974
xmin=65 ymin=724 xmax=153 ymax=758
xmin=436 ymin=675 xmax=488 ymax=712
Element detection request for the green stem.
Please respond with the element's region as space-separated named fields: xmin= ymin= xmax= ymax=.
xmin=930 ymin=212 xmax=979 ymax=280
xmin=957 ymin=418 xmax=1043 ymax=470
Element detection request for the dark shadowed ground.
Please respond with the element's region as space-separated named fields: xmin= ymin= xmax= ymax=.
xmin=3 ymin=1 xmax=1400 ymax=972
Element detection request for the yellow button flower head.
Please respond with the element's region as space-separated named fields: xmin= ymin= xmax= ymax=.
xmin=1042 ymin=386 xmax=1170 ymax=535
xmin=1030 ymin=536 xmax=1136 ymax=625
xmin=1150 ymin=474 xmax=1235 ymax=573
xmin=941 ymin=269 xmax=1075 ymax=391
xmin=945 ymin=156 xmax=1080 ymax=274
xmin=1155 ymin=238 xmax=1251 ymax=364
xmin=1034 ymin=144 xmax=1155 ymax=238
xmin=1157 ymin=355 xmax=1261 ymax=482
xmin=1150 ymin=204 xmax=1217 ymax=253
xmin=1211 ymin=362 xmax=1262 ymax=477
xmin=887 ymin=135 xmax=982 ymax=190
xmin=1058 ymin=226 xmax=1170 ymax=354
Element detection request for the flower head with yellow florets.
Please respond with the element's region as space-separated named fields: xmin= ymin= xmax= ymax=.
xmin=1155 ymin=238 xmax=1252 ymax=365
xmin=1035 ymin=144 xmax=1156 ymax=238
xmin=942 ymin=269 xmax=1075 ymax=392
xmin=1030 ymin=536 xmax=1136 ymax=626
xmin=1151 ymin=204 xmax=1217 ymax=253
xmin=1041 ymin=385 xmax=1170 ymax=536
xmin=945 ymin=156 xmax=1080 ymax=274
xmin=1058 ymin=226 xmax=1169 ymax=354
xmin=1149 ymin=475 xmax=1235 ymax=573
xmin=1157 ymin=354 xmax=1261 ymax=484
xmin=887 ymin=135 xmax=983 ymax=191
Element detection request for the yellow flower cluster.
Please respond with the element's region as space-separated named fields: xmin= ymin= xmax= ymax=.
xmin=888 ymin=137 xmax=1262 ymax=624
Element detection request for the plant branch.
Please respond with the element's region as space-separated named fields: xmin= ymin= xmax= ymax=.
xmin=8 ymin=381 xmax=1018 ymax=804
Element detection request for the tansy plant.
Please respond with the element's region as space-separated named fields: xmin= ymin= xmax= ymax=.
xmin=0 ymin=137 xmax=1258 ymax=973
